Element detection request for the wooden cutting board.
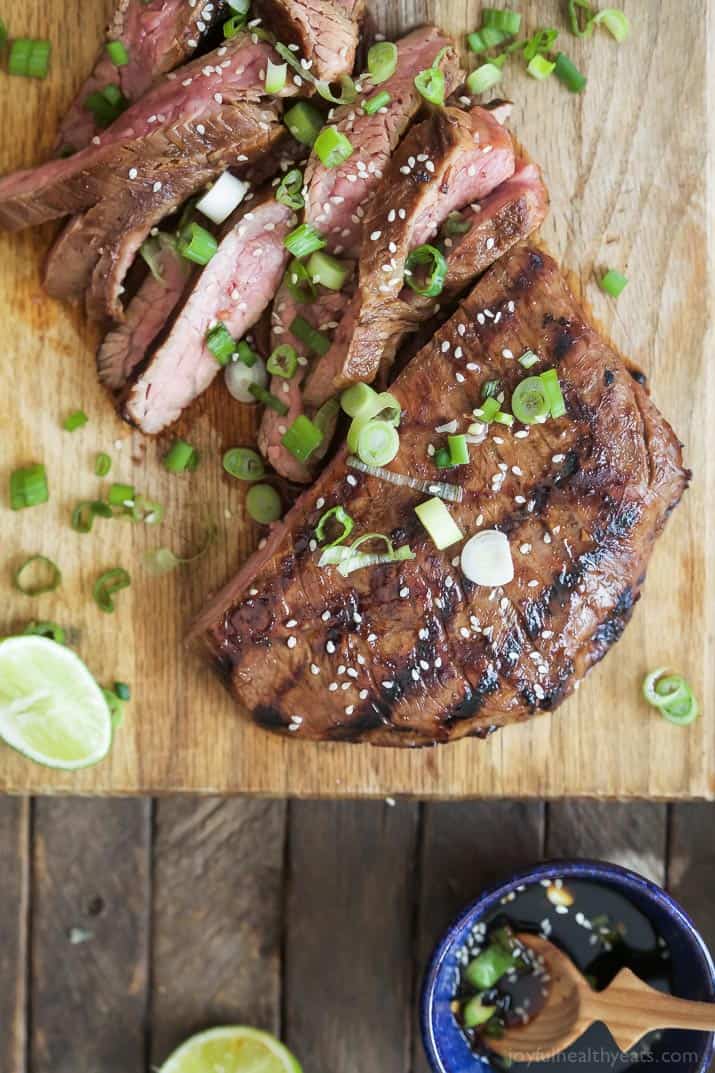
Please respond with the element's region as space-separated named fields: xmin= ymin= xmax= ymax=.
xmin=0 ymin=0 xmax=711 ymax=797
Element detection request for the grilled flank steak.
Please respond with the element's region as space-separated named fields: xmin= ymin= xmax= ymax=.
xmin=191 ymin=246 xmax=688 ymax=746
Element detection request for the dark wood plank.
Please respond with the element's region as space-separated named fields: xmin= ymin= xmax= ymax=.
xmin=0 ymin=797 xmax=29 ymax=1073
xmin=150 ymin=798 xmax=287 ymax=1066
xmin=30 ymin=798 xmax=151 ymax=1073
xmin=668 ymin=804 xmax=715 ymax=951
xmin=284 ymin=800 xmax=419 ymax=1073
xmin=412 ymin=802 xmax=545 ymax=1073
xmin=546 ymin=802 xmax=668 ymax=884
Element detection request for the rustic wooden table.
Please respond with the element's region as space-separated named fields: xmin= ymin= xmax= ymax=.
xmin=1 ymin=797 xmax=713 ymax=1073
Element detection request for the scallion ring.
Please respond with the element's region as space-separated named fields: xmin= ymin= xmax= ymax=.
xmin=284 ymin=259 xmax=317 ymax=303
xmin=414 ymin=65 xmax=446 ymax=106
xmin=313 ymin=126 xmax=354 ymax=168
xmin=511 ymin=376 xmax=550 ymax=425
xmin=95 ymin=452 xmax=112 ymax=477
xmin=266 ymin=344 xmax=298 ymax=379
xmin=246 ymin=483 xmax=282 ymax=524
xmin=281 ymin=415 xmax=323 ymax=462
xmin=306 ymin=250 xmax=351 ymax=291
xmin=178 ymin=222 xmax=217 ymax=265
xmin=466 ymin=62 xmax=503 ymax=95
xmin=284 ymin=221 xmax=326 ymax=258
xmin=356 ymin=420 xmax=400 ymax=467
xmin=71 ymin=500 xmax=112 ymax=533
xmin=367 ymin=40 xmax=398 ymax=84
xmin=264 ymin=59 xmax=287 ymax=94
xmin=223 ymin=446 xmax=265 ymax=481
xmin=404 ymin=244 xmax=448 ymax=298
xmin=284 ymin=101 xmax=324 ymax=146
xmin=13 ymin=555 xmax=62 ymax=596
xmin=92 ymin=568 xmax=131 ymax=613
xmin=23 ymin=620 xmax=66 ymax=644
xmin=315 ymin=505 xmax=354 ymax=547
xmin=315 ymin=75 xmax=357 ymax=105
xmin=362 ymin=90 xmax=391 ymax=115
xmin=275 ymin=168 xmax=304 ymax=210
xmin=592 ymin=9 xmax=630 ymax=42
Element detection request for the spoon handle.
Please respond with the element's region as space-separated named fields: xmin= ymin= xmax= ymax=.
xmin=585 ymin=968 xmax=715 ymax=1051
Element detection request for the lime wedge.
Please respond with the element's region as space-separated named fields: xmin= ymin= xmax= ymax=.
xmin=0 ymin=636 xmax=112 ymax=769
xmin=159 ymin=1027 xmax=302 ymax=1073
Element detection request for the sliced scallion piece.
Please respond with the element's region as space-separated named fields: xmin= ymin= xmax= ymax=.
xmin=95 ymin=452 xmax=112 ymax=477
xmin=265 ymin=59 xmax=287 ymax=94
xmin=642 ymin=668 xmax=699 ymax=727
xmin=248 ymin=382 xmax=289 ymax=414
xmin=85 ymin=84 xmax=128 ymax=127
xmin=223 ymin=446 xmax=265 ymax=481
xmin=482 ymin=8 xmax=522 ymax=34
xmin=10 ymin=463 xmax=48 ymax=511
xmin=405 ymin=244 xmax=448 ymax=297
xmin=93 ymin=567 xmax=130 ymax=613
xmin=523 ymin=28 xmax=559 ymax=61
xmin=367 ymin=40 xmax=398 ymax=84
xmin=275 ymin=168 xmax=304 ymax=210
xmin=284 ymin=101 xmax=324 ymax=146
xmin=290 ymin=315 xmax=331 ymax=356
xmin=9 ymin=38 xmax=51 ymax=78
xmin=539 ymin=368 xmax=566 ymax=418
xmin=592 ymin=8 xmax=629 ymax=42
xmin=481 ymin=379 xmax=502 ymax=400
xmin=313 ymin=126 xmax=354 ymax=169
xmin=284 ymin=259 xmax=317 ymax=304
xmin=71 ymin=500 xmax=112 ymax=534
xmin=282 ymin=415 xmax=323 ymax=462
xmin=13 ymin=556 xmax=62 ymax=596
xmin=106 ymin=40 xmax=129 ymax=65
xmin=463 ymin=997 xmax=497 ymax=1029
xmin=567 ymin=0 xmax=594 ymax=37
xmin=223 ymin=13 xmax=247 ymax=37
xmin=472 ymin=396 xmax=500 ymax=424
xmin=163 ymin=439 xmax=199 ymax=473
xmin=315 ymin=75 xmax=357 ymax=105
xmin=414 ymin=65 xmax=445 ymax=106
xmin=267 ymin=344 xmax=298 ymax=379
xmin=466 ymin=62 xmax=503 ymax=95
xmin=527 ymin=54 xmax=556 ymax=80
xmin=467 ymin=26 xmax=509 ymax=53
xmin=511 ymin=376 xmax=550 ymax=425
xmin=306 ymin=250 xmax=351 ymax=291
xmin=23 ymin=620 xmax=66 ymax=644
xmin=236 ymin=340 xmax=258 ymax=367
xmin=434 ymin=446 xmax=453 ymax=469
xmin=357 ymin=420 xmax=399 ymax=467
xmin=284 ymin=222 xmax=326 ymax=258
xmin=178 ymin=222 xmax=217 ymax=265
xmin=447 ymin=434 xmax=469 ymax=465
xmin=554 ymin=51 xmax=587 ymax=92
xmin=206 ymin=322 xmax=237 ymax=365
xmin=599 ymin=269 xmax=628 ymax=297
xmin=518 ymin=350 xmax=539 ymax=369
xmin=315 ymin=505 xmax=354 ymax=547
xmin=341 ymin=382 xmax=378 ymax=419
xmin=107 ymin=482 xmax=134 ymax=507
xmin=415 ymin=497 xmax=464 ymax=550
xmin=62 ymin=409 xmax=88 ymax=432
xmin=362 ymin=89 xmax=391 ymax=115
xmin=246 ymin=483 xmax=282 ymax=524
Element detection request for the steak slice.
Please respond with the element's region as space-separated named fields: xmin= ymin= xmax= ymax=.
xmin=123 ymin=193 xmax=295 ymax=434
xmin=254 ymin=0 xmax=364 ymax=83
xmin=191 ymin=245 xmax=688 ymax=746
xmin=302 ymin=103 xmax=516 ymax=405
xmin=0 ymin=33 xmax=299 ymax=232
xmin=304 ymin=25 xmax=462 ymax=256
xmin=55 ymin=0 xmax=226 ymax=154
xmin=96 ymin=234 xmax=191 ymax=391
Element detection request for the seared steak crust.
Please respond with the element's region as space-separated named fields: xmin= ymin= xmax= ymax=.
xmin=192 ymin=245 xmax=688 ymax=746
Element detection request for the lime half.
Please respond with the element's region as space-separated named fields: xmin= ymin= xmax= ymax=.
xmin=159 ymin=1027 xmax=302 ymax=1073
xmin=0 ymin=636 xmax=112 ymax=769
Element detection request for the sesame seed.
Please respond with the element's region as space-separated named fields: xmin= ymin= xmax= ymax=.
xmin=399 ymin=587 xmax=410 ymax=598
xmin=528 ymin=579 xmax=539 ymax=588
xmin=286 ymin=619 xmax=297 ymax=628
xmin=287 ymin=636 xmax=297 ymax=648
xmin=411 ymin=668 xmax=420 ymax=681
xmin=382 ymin=680 xmax=394 ymax=689
xmin=321 ymin=610 xmax=330 ymax=622
xmin=459 ymin=627 xmax=470 ymax=639
xmin=310 ymin=664 xmax=320 ymax=675
xmin=370 ymin=229 xmax=382 ymax=240
xmin=512 ymin=465 xmax=523 ymax=476
xmin=128 ymin=167 xmax=138 ymax=179
xmin=326 ymin=640 xmax=336 ymax=654
xmin=520 ymin=543 xmax=532 ymax=554
xmin=346 ymin=474 xmax=357 ymax=486
xmin=486 ymin=237 xmax=495 ymax=249
xmin=502 ymin=348 xmax=514 ymax=359
xmin=544 ymin=533 xmax=552 ymax=544
xmin=329 ymin=682 xmax=338 ymax=692
xmin=345 ymin=704 xmax=355 ymax=715
xmin=552 ymin=453 xmax=565 ymax=463
xmin=316 ymin=496 xmax=325 ymax=509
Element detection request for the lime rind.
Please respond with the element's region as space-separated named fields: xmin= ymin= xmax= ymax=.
xmin=159 ymin=1027 xmax=302 ymax=1073
xmin=0 ymin=636 xmax=112 ymax=769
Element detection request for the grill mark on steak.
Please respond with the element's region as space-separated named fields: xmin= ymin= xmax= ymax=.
xmin=191 ymin=244 xmax=688 ymax=746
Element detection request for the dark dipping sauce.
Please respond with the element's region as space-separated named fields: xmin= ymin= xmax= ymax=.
xmin=452 ymin=877 xmax=673 ymax=1072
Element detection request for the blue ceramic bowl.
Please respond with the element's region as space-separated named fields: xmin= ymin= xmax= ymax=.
xmin=421 ymin=859 xmax=715 ymax=1073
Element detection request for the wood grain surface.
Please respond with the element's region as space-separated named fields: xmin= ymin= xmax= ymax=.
xmin=0 ymin=0 xmax=712 ymax=797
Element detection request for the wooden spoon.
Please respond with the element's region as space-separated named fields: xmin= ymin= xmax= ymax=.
xmin=487 ymin=933 xmax=715 ymax=1061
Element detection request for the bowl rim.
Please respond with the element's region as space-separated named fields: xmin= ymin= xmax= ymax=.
xmin=420 ymin=857 xmax=715 ymax=1073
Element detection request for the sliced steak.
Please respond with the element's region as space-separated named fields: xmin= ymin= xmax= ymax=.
xmin=304 ymin=25 xmax=461 ymax=256
xmin=55 ymin=0 xmax=226 ymax=154
xmin=0 ymin=33 xmax=299 ymax=232
xmin=254 ymin=0 xmax=363 ymax=83
xmin=123 ymin=194 xmax=295 ymax=434
xmin=302 ymin=103 xmax=516 ymax=405
xmin=257 ymin=281 xmax=349 ymax=481
xmin=191 ymin=245 xmax=688 ymax=746
xmin=97 ymin=234 xmax=191 ymax=391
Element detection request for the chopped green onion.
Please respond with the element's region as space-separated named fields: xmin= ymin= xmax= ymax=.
xmin=275 ymin=168 xmax=304 ymax=210
xmin=62 ymin=409 xmax=88 ymax=432
xmin=414 ymin=66 xmax=445 ymax=106
xmin=523 ymin=28 xmax=559 ymax=61
xmin=493 ymin=410 xmax=514 ymax=426
xmin=92 ymin=567 xmax=130 ymax=613
xmin=313 ymin=126 xmax=354 ymax=169
xmin=223 ymin=13 xmax=247 ymax=37
xmin=101 ymin=686 xmax=124 ymax=728
xmin=206 ymin=322 xmax=237 ymax=365
xmin=443 ymin=212 xmax=471 ymax=237
xmin=9 ymin=38 xmax=51 ymax=79
xmin=282 ymin=415 xmax=323 ymax=462
xmin=465 ymin=944 xmax=514 ymax=990
xmin=481 ymin=379 xmax=502 ymax=400
xmin=567 ymin=0 xmax=593 ymax=37
xmin=434 ymin=446 xmax=453 ymax=469
xmin=284 ymin=101 xmax=324 ymax=146
xmin=405 ymin=244 xmax=448 ymax=298
xmin=107 ymin=482 xmax=135 ymax=506
xmin=448 ymin=434 xmax=469 ymax=465
xmin=539 ymin=368 xmax=567 ymax=418
xmin=306 ymin=250 xmax=351 ymax=291
xmin=466 ymin=62 xmax=503 ymax=95
xmin=347 ymin=455 xmax=463 ymax=502
xmin=13 ymin=556 xmax=62 ymax=596
xmin=248 ymin=382 xmax=289 ymax=414
xmin=223 ymin=446 xmax=265 ymax=481
xmin=367 ymin=40 xmax=398 ymax=84
xmin=592 ymin=9 xmax=629 ymax=42
xmin=144 ymin=527 xmax=216 ymax=576
xmin=163 ymin=439 xmax=199 ymax=473
xmin=267 ymin=344 xmax=298 ymax=379
xmin=10 ymin=463 xmax=48 ymax=511
xmin=415 ymin=497 xmax=464 ymax=550
xmin=106 ymin=40 xmax=129 ymax=65
xmin=284 ymin=259 xmax=317 ymax=304
xmin=527 ymin=54 xmax=555 ymax=80
xmin=643 ymin=668 xmax=699 ymax=727
xmin=319 ymin=533 xmax=414 ymax=576
xmin=362 ymin=90 xmax=391 ymax=115
xmin=178 ymin=222 xmax=217 ymax=265
xmin=511 ymin=376 xmax=550 ymax=424
xmin=600 ymin=269 xmax=628 ymax=298
xmin=0 ymin=19 xmax=7 ymax=52
xmin=265 ymin=59 xmax=287 ymax=94
xmin=246 ymin=483 xmax=282 ymax=524
xmin=228 ymin=0 xmax=250 ymax=12
xmin=463 ymin=997 xmax=497 ymax=1029
xmin=554 ymin=52 xmax=586 ymax=92
xmin=473 ymin=396 xmax=500 ymax=423
xmin=467 ymin=26 xmax=509 ymax=53
xmin=236 ymin=340 xmax=258 ymax=367
xmin=85 ymin=85 xmax=128 ymax=127
xmin=23 ymin=620 xmax=66 ymax=644
xmin=315 ymin=75 xmax=357 ymax=106
xmin=315 ymin=505 xmax=354 ymax=547
xmin=114 ymin=681 xmax=131 ymax=701
xmin=341 ymin=382 xmax=378 ymax=419
xmin=314 ymin=396 xmax=340 ymax=437
xmin=482 ymin=9 xmax=522 ymax=34
xmin=357 ymin=420 xmax=400 ymax=467
xmin=284 ymin=222 xmax=326 ymax=258
xmin=71 ymin=500 xmax=112 ymax=533
xmin=518 ymin=350 xmax=539 ymax=369
xmin=95 ymin=452 xmax=112 ymax=477
xmin=290 ymin=315 xmax=331 ymax=355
